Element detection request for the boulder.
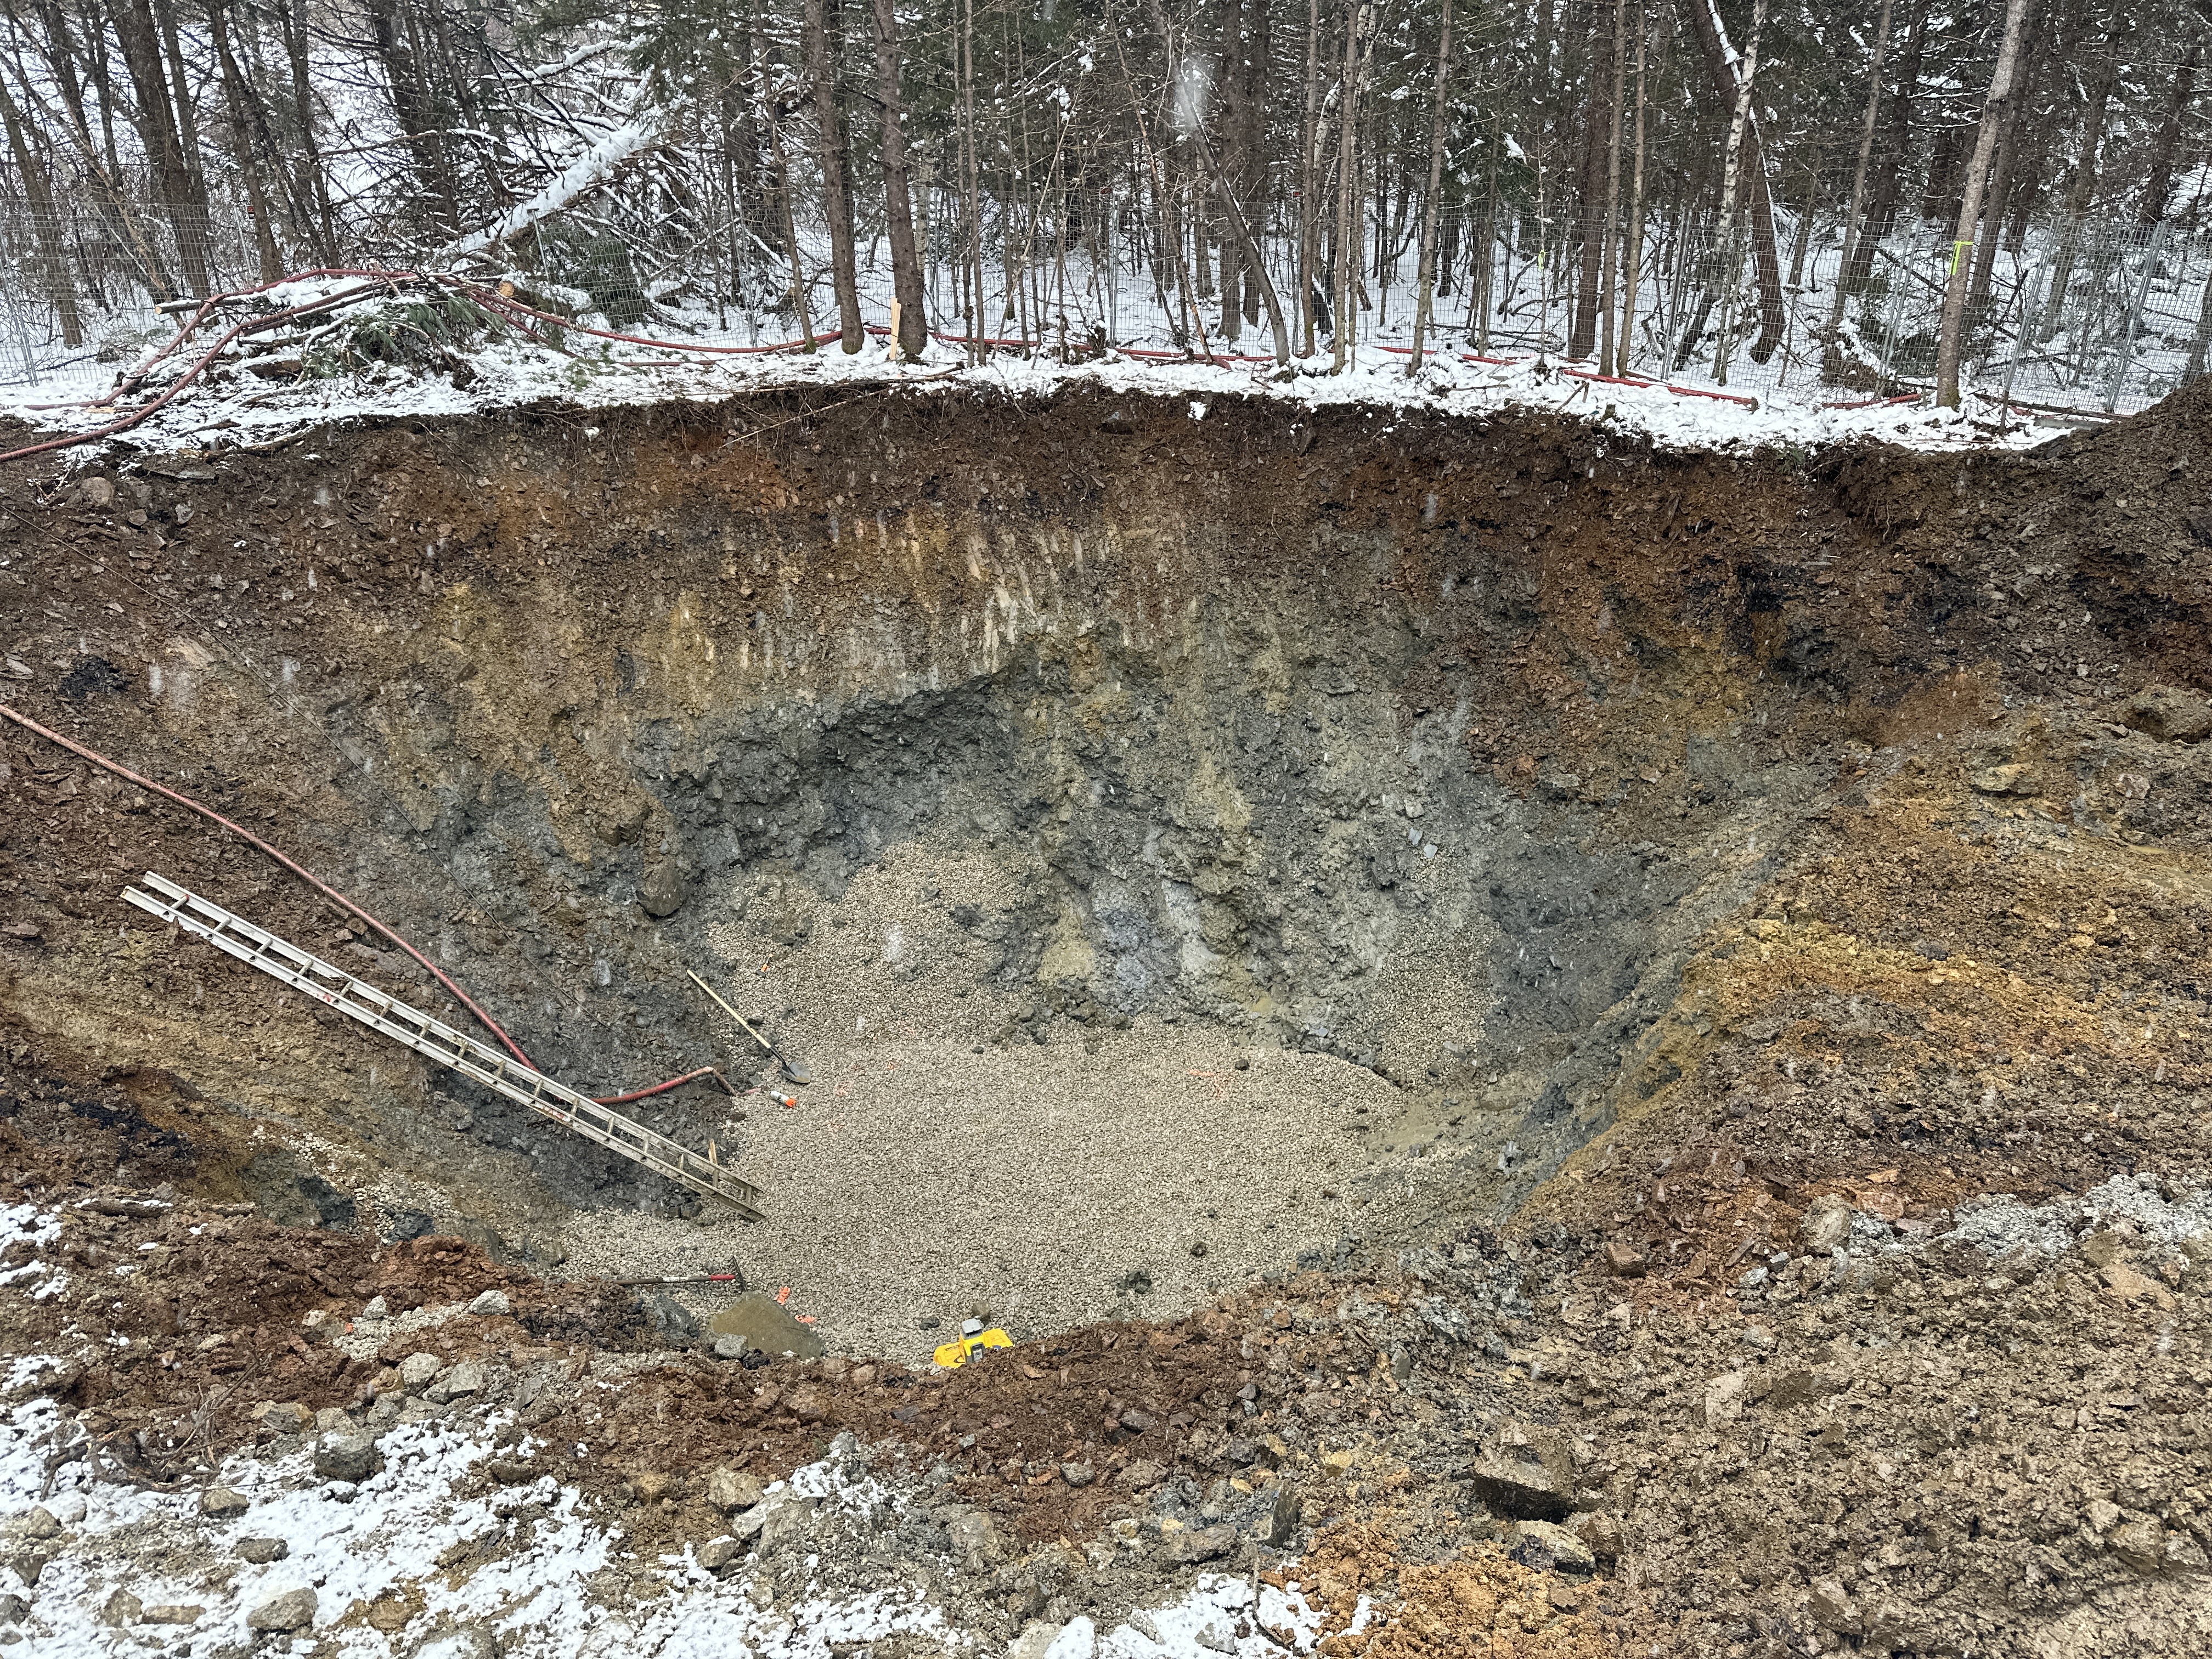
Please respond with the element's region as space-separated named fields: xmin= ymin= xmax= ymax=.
xmin=1508 ymin=1520 xmax=1595 ymax=1574
xmin=1702 ymin=1371 xmax=1748 ymax=1429
xmin=753 ymin=1490 xmax=817 ymax=1555
xmin=312 ymin=1430 xmax=382 ymax=1483
xmin=697 ymin=1536 xmax=741 ymax=1572
xmin=1464 ymin=1421 xmax=1576 ymax=1521
xmin=1970 ymin=762 xmax=2041 ymax=796
xmin=2122 ymin=687 xmax=2212 ymax=744
xmin=236 ymin=1537 xmax=289 ymax=1564
xmin=1800 ymin=1194 xmax=1854 ymax=1253
xmin=1806 ymin=1577 xmax=1861 ymax=1635
xmin=1165 ymin=1523 xmax=1234 ymax=1565
xmin=2112 ymin=1518 xmax=2166 ymax=1573
xmin=399 ymin=1352 xmax=443 ymax=1389
xmin=1264 ymin=1483 xmax=1301 ymax=1546
xmin=704 ymin=1466 xmax=765 ymax=1514
xmin=640 ymin=852 xmax=691 ymax=919
xmin=245 ymin=1587 xmax=317 ymax=1633
xmin=102 ymin=1589 xmax=143 ymax=1627
xmin=1572 ymin=1510 xmax=1626 ymax=1561
xmin=297 ymin=1310 xmax=341 ymax=1346
xmin=946 ymin=1508 xmax=1005 ymax=1571
xmin=441 ymin=1359 xmax=487 ymax=1397
xmin=200 ymin=1486 xmax=250 ymax=1519
xmin=254 ymin=1401 xmax=313 ymax=1436
xmin=467 ymin=1289 xmax=511 ymax=1318
xmin=1601 ymin=1239 xmax=1646 ymax=1277
xmin=645 ymin=1293 xmax=703 ymax=1346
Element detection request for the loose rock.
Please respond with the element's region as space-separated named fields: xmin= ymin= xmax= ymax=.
xmin=245 ymin=1587 xmax=318 ymax=1633
xmin=312 ymin=1430 xmax=382 ymax=1483
xmin=705 ymin=1466 xmax=765 ymax=1514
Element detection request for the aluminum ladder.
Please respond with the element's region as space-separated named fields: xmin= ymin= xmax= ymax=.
xmin=122 ymin=871 xmax=764 ymax=1221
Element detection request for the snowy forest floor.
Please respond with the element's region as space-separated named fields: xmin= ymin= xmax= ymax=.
xmin=0 ymin=290 xmax=2077 ymax=472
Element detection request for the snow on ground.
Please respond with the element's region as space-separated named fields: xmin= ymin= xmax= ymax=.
xmin=0 ymin=1364 xmax=1336 ymax=1659
xmin=0 ymin=276 xmax=2065 ymax=472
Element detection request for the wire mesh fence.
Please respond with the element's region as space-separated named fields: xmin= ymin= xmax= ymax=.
xmin=2 ymin=189 xmax=2207 ymax=422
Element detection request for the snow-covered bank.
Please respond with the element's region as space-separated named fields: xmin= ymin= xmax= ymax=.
xmin=0 ymin=287 xmax=2068 ymax=470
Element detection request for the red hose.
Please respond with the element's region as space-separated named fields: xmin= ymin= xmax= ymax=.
xmin=455 ymin=281 xmax=840 ymax=356
xmin=595 ymin=1066 xmax=729 ymax=1104
xmin=0 ymin=701 xmax=722 ymax=1107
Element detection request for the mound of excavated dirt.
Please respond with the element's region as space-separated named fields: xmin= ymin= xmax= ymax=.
xmin=4 ymin=380 xmax=2212 ymax=1655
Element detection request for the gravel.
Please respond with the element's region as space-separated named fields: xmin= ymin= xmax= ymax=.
xmin=560 ymin=833 xmax=1497 ymax=1361
xmin=565 ymin=1022 xmax=1403 ymax=1360
xmin=1944 ymin=1172 xmax=2212 ymax=1262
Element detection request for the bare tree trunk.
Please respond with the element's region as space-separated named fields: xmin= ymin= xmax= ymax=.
xmin=1408 ymin=0 xmax=1453 ymax=371
xmin=963 ymin=0 xmax=986 ymax=359
xmin=1331 ymin=4 xmax=1369 ymax=371
xmin=1242 ymin=0 xmax=1271 ymax=328
xmin=1597 ymin=0 xmax=1626 ymax=371
xmin=283 ymin=0 xmax=338 ymax=261
xmin=1682 ymin=0 xmax=1786 ymax=367
xmin=764 ymin=94 xmax=817 ymax=348
xmin=1706 ymin=0 xmax=1766 ymax=382
xmin=208 ymin=0 xmax=283 ymax=282
xmin=1615 ymin=2 xmax=1649 ymax=375
xmin=0 ymin=78 xmax=83 ymax=343
xmin=1937 ymin=0 xmax=2032 ymax=407
xmin=112 ymin=0 xmax=213 ymax=295
xmin=10 ymin=1 xmax=181 ymax=300
xmin=2040 ymin=57 xmax=2115 ymax=342
xmin=804 ymin=0 xmax=863 ymax=351
xmin=870 ymin=0 xmax=927 ymax=357
xmin=1823 ymin=0 xmax=1895 ymax=376
xmin=1216 ymin=0 xmax=1245 ymax=343
xmin=1849 ymin=1 xmax=1930 ymax=289
xmin=1296 ymin=0 xmax=1323 ymax=354
xmin=1152 ymin=0 xmax=1288 ymax=363
xmin=1970 ymin=0 xmax=2045 ymax=307
xmin=2141 ymin=42 xmax=2201 ymax=228
xmin=154 ymin=0 xmax=204 ymax=195
xmin=1567 ymin=0 xmax=1607 ymax=360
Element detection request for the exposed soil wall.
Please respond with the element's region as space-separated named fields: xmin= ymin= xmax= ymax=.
xmin=6 ymin=381 xmax=2212 ymax=1654
xmin=4 ymin=387 xmax=2210 ymax=1272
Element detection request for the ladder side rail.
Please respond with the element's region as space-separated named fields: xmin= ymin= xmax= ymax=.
xmin=135 ymin=876 xmax=517 ymax=1075
xmin=125 ymin=881 xmax=764 ymax=1216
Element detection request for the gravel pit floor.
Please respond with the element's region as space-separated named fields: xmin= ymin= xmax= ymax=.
xmin=559 ymin=1024 xmax=1447 ymax=1361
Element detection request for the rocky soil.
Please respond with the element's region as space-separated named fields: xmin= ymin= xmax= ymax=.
xmin=3 ymin=374 xmax=2212 ymax=1655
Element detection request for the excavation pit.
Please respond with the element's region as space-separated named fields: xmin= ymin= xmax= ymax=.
xmin=3 ymin=382 xmax=2195 ymax=1359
